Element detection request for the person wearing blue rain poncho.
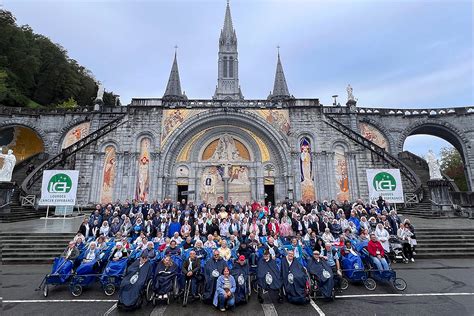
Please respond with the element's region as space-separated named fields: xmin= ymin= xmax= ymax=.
xmin=257 ymin=250 xmax=283 ymax=303
xmin=230 ymin=255 xmax=250 ymax=304
xmin=118 ymin=253 xmax=153 ymax=311
xmin=153 ymin=255 xmax=178 ymax=300
xmin=202 ymin=249 xmax=228 ymax=304
xmin=281 ymin=250 xmax=310 ymax=304
xmin=307 ymin=250 xmax=335 ymax=300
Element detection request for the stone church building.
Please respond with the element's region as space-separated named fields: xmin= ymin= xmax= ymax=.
xmin=1 ymin=1 xmax=473 ymax=208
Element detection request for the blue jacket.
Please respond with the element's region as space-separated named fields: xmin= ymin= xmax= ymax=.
xmin=168 ymin=222 xmax=181 ymax=238
xmin=213 ymin=275 xmax=236 ymax=307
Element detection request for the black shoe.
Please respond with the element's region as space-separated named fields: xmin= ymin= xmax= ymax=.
xmin=278 ymin=297 xmax=283 ymax=303
xmin=258 ymin=297 xmax=264 ymax=304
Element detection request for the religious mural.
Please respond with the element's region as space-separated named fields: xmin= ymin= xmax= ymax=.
xmin=161 ymin=109 xmax=204 ymax=146
xmin=359 ymin=122 xmax=388 ymax=150
xmin=334 ymin=145 xmax=350 ymax=202
xmin=202 ymin=134 xmax=250 ymax=162
xmin=136 ymin=138 xmax=151 ymax=202
xmin=300 ymin=137 xmax=316 ymax=202
xmin=200 ymin=166 xmax=224 ymax=205
xmin=228 ymin=165 xmax=251 ymax=203
xmin=100 ymin=145 xmax=117 ymax=203
xmin=61 ymin=122 xmax=90 ymax=149
xmin=252 ymin=109 xmax=290 ymax=135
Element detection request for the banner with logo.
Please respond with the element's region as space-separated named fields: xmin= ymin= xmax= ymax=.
xmin=39 ymin=170 xmax=79 ymax=206
xmin=366 ymin=169 xmax=404 ymax=203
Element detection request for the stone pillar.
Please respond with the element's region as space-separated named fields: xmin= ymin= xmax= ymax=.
xmin=428 ymin=179 xmax=452 ymax=213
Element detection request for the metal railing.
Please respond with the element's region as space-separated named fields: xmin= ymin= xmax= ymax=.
xmin=20 ymin=114 xmax=127 ymax=195
xmin=323 ymin=115 xmax=423 ymax=199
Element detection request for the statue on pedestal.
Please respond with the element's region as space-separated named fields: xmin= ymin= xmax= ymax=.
xmin=346 ymin=84 xmax=355 ymax=102
xmin=425 ymin=150 xmax=442 ymax=180
xmin=0 ymin=148 xmax=17 ymax=182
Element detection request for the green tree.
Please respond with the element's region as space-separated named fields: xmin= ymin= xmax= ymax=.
xmin=440 ymin=147 xmax=468 ymax=191
xmin=0 ymin=9 xmax=99 ymax=108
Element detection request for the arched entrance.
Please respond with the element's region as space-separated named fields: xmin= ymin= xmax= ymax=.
xmin=0 ymin=125 xmax=45 ymax=165
xmin=159 ymin=110 xmax=290 ymax=205
xmin=399 ymin=122 xmax=472 ymax=191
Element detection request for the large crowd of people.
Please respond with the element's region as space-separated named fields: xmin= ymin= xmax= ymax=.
xmin=60 ymin=196 xmax=417 ymax=310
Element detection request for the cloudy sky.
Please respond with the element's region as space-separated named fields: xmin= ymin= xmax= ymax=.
xmin=5 ymin=0 xmax=473 ymax=157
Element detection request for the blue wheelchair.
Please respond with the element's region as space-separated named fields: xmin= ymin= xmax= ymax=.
xmin=39 ymin=257 xmax=74 ymax=297
xmin=70 ymin=258 xmax=100 ymax=296
xmin=100 ymin=258 xmax=128 ymax=296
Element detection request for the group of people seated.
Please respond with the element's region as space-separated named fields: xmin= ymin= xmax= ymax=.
xmin=60 ymin=195 xmax=417 ymax=310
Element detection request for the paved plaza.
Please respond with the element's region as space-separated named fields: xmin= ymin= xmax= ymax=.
xmin=2 ymin=259 xmax=473 ymax=316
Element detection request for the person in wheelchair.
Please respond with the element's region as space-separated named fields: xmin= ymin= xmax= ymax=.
xmin=281 ymin=250 xmax=310 ymax=304
xmin=231 ymin=255 xmax=250 ymax=304
xmin=320 ymin=243 xmax=342 ymax=290
xmin=118 ymin=252 xmax=153 ymax=311
xmin=193 ymin=240 xmax=207 ymax=261
xmin=367 ymin=233 xmax=390 ymax=271
xmin=182 ymin=250 xmax=201 ymax=300
xmin=307 ymin=250 xmax=335 ymax=300
xmin=214 ymin=266 xmax=236 ymax=312
xmin=203 ymin=250 xmax=228 ymax=304
xmin=257 ymin=250 xmax=283 ymax=304
xmin=153 ymin=255 xmax=178 ymax=301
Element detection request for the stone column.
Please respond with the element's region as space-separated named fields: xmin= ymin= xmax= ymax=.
xmin=428 ymin=179 xmax=452 ymax=214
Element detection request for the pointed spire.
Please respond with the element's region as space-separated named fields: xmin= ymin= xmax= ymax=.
xmin=268 ymin=48 xmax=291 ymax=101
xmin=163 ymin=48 xmax=187 ymax=101
xmin=220 ymin=0 xmax=237 ymax=47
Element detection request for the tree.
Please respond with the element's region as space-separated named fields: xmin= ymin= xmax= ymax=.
xmin=0 ymin=9 xmax=99 ymax=108
xmin=440 ymin=147 xmax=468 ymax=191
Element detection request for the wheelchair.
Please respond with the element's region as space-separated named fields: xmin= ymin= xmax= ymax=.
xmin=38 ymin=257 xmax=74 ymax=297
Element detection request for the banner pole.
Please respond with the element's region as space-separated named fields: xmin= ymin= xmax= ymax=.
xmin=46 ymin=205 xmax=50 ymax=219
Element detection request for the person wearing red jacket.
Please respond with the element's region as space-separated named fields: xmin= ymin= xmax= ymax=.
xmin=267 ymin=218 xmax=279 ymax=235
xmin=367 ymin=233 xmax=390 ymax=271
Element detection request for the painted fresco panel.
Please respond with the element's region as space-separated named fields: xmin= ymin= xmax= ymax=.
xmin=100 ymin=146 xmax=117 ymax=203
xmin=136 ymin=138 xmax=151 ymax=202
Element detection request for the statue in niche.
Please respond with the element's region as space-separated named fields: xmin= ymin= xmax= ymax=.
xmin=210 ymin=134 xmax=241 ymax=162
xmin=0 ymin=148 xmax=16 ymax=182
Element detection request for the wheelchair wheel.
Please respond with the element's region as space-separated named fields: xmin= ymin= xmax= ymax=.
xmin=364 ymin=278 xmax=377 ymax=291
xmin=42 ymin=284 xmax=49 ymax=297
xmin=182 ymin=281 xmax=190 ymax=307
xmin=104 ymin=284 xmax=116 ymax=296
xmin=146 ymin=279 xmax=154 ymax=302
xmin=71 ymin=284 xmax=83 ymax=297
xmin=393 ymin=278 xmax=407 ymax=291
xmin=340 ymin=277 xmax=349 ymax=290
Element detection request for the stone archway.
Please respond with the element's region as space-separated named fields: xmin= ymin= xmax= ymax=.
xmin=398 ymin=120 xmax=472 ymax=190
xmin=159 ymin=109 xmax=291 ymax=203
xmin=0 ymin=123 xmax=46 ymax=164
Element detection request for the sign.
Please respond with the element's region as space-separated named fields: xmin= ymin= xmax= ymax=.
xmin=55 ymin=205 xmax=74 ymax=216
xmin=366 ymin=169 xmax=404 ymax=203
xmin=180 ymin=190 xmax=195 ymax=196
xmin=39 ymin=170 xmax=79 ymax=206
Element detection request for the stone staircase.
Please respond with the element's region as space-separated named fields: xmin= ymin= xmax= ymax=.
xmin=414 ymin=228 xmax=474 ymax=258
xmin=0 ymin=190 xmax=42 ymax=223
xmin=0 ymin=232 xmax=74 ymax=264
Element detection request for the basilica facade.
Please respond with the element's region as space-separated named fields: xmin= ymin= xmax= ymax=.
xmin=3 ymin=1 xmax=473 ymax=207
xmin=82 ymin=1 xmax=397 ymax=206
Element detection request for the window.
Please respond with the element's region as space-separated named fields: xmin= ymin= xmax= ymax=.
xmin=223 ymin=57 xmax=228 ymax=78
xmin=229 ymin=57 xmax=234 ymax=78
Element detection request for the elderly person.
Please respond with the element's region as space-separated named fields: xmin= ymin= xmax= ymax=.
xmin=110 ymin=242 xmax=128 ymax=261
xmin=213 ymin=266 xmax=236 ymax=312
xmin=322 ymin=228 xmax=335 ymax=245
xmin=182 ymin=250 xmax=201 ymax=299
xmin=83 ymin=241 xmax=100 ymax=263
xmin=61 ymin=241 xmax=80 ymax=261
xmin=218 ymin=240 xmax=232 ymax=261
xmin=193 ymin=240 xmax=207 ymax=261
xmin=397 ymin=223 xmax=415 ymax=262
xmin=204 ymin=234 xmax=217 ymax=249
xmin=100 ymin=221 xmax=111 ymax=237
xmin=367 ymin=233 xmax=390 ymax=271
xmin=375 ymin=223 xmax=390 ymax=253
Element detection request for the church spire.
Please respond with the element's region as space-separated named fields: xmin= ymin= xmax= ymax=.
xmin=268 ymin=49 xmax=291 ymax=101
xmin=163 ymin=48 xmax=187 ymax=101
xmin=214 ymin=0 xmax=243 ymax=100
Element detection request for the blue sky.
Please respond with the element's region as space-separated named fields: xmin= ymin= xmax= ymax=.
xmin=5 ymin=0 xmax=473 ymax=157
